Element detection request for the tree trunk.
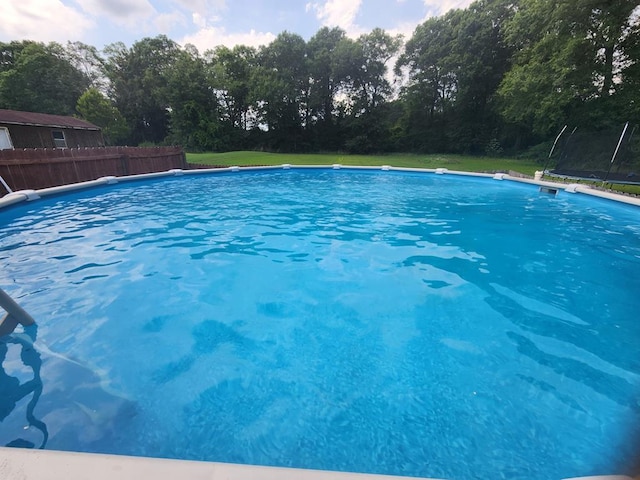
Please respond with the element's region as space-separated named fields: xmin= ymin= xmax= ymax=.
xmin=602 ymin=43 xmax=614 ymax=95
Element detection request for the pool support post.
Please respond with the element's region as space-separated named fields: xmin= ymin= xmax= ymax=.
xmin=0 ymin=288 xmax=35 ymax=337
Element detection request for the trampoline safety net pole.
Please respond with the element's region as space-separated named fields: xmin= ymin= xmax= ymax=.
xmin=603 ymin=122 xmax=630 ymax=184
xmin=543 ymin=125 xmax=567 ymax=174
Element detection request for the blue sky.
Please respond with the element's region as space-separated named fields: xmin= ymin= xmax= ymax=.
xmin=0 ymin=0 xmax=475 ymax=53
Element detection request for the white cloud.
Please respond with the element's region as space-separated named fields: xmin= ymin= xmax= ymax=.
xmin=155 ymin=11 xmax=188 ymax=33
xmin=192 ymin=12 xmax=207 ymax=29
xmin=0 ymin=0 xmax=93 ymax=43
xmin=385 ymin=0 xmax=477 ymax=47
xmin=180 ymin=27 xmax=276 ymax=51
xmin=0 ymin=0 xmax=94 ymax=43
xmin=173 ymin=0 xmax=226 ymax=36
xmin=387 ymin=21 xmax=418 ymax=41
xmin=307 ymin=0 xmax=364 ymax=37
xmin=421 ymin=0 xmax=475 ymax=17
xmin=173 ymin=0 xmax=226 ymax=16
xmin=191 ymin=11 xmax=222 ymax=30
xmin=78 ymin=0 xmax=156 ymax=26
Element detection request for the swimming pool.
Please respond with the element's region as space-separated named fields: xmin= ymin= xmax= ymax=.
xmin=1 ymin=168 xmax=639 ymax=479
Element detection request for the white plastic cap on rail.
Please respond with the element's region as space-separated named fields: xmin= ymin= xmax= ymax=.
xmin=98 ymin=176 xmax=119 ymax=184
xmin=565 ymin=183 xmax=584 ymax=193
xmin=6 ymin=189 xmax=40 ymax=201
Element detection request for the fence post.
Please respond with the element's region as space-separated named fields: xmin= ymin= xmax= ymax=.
xmin=120 ymin=154 xmax=130 ymax=175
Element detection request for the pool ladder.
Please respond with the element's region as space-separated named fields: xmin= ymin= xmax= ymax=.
xmin=0 ymin=288 xmax=35 ymax=336
xmin=0 ymin=174 xmax=13 ymax=194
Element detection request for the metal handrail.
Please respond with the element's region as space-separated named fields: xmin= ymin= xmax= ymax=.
xmin=0 ymin=174 xmax=12 ymax=194
xmin=0 ymin=288 xmax=35 ymax=336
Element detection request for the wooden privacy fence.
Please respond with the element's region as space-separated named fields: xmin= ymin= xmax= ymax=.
xmin=0 ymin=146 xmax=187 ymax=194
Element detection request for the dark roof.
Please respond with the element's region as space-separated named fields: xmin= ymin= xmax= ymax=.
xmin=0 ymin=109 xmax=100 ymax=131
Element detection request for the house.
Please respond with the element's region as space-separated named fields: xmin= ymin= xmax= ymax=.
xmin=0 ymin=109 xmax=104 ymax=150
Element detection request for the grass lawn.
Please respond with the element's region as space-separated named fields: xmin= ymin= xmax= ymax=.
xmin=187 ymin=151 xmax=543 ymax=176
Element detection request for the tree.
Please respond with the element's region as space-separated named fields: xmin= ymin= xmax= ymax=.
xmin=65 ymin=41 xmax=107 ymax=91
xmin=207 ymin=45 xmax=257 ymax=136
xmin=3 ymin=1 xmax=635 ymax=156
xmin=351 ymin=28 xmax=402 ymax=115
xmin=251 ymin=32 xmax=309 ymax=151
xmin=498 ymin=0 xmax=640 ymax=136
xmin=0 ymin=41 xmax=90 ymax=115
xmin=103 ymin=35 xmax=181 ymax=145
xmin=307 ymin=27 xmax=352 ymax=130
xmin=396 ymin=0 xmax=516 ymax=153
xmin=76 ymin=88 xmax=128 ymax=145
xmin=339 ymin=28 xmax=402 ymax=153
xmin=165 ymin=45 xmax=222 ymax=151
xmin=396 ymin=12 xmax=466 ymax=152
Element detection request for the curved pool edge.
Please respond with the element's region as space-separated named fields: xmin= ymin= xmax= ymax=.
xmin=0 ymin=448 xmax=633 ymax=480
xmin=2 ymin=164 xmax=639 ymax=210
xmin=0 ymin=448 xmax=443 ymax=480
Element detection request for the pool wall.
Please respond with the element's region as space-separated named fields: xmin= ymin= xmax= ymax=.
xmin=2 ymin=164 xmax=640 ymax=210
xmin=0 ymin=448 xmax=633 ymax=480
xmin=0 ymin=448 xmax=438 ymax=480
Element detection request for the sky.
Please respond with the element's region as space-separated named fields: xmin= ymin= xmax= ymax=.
xmin=0 ymin=0 xmax=475 ymax=53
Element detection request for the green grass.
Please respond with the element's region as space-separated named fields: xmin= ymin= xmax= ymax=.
xmin=607 ymin=183 xmax=640 ymax=195
xmin=187 ymin=151 xmax=542 ymax=176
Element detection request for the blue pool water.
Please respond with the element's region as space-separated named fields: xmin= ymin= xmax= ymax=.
xmin=1 ymin=169 xmax=640 ymax=479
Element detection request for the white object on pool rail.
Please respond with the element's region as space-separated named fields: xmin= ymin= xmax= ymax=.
xmin=565 ymin=183 xmax=585 ymax=193
xmin=6 ymin=189 xmax=40 ymax=200
xmin=98 ymin=176 xmax=119 ymax=184
xmin=435 ymin=168 xmax=448 ymax=174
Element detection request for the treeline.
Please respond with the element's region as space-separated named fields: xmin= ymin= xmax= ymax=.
xmin=0 ymin=0 xmax=638 ymax=156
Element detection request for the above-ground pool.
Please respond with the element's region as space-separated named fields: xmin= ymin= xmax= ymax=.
xmin=1 ymin=168 xmax=639 ymax=480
